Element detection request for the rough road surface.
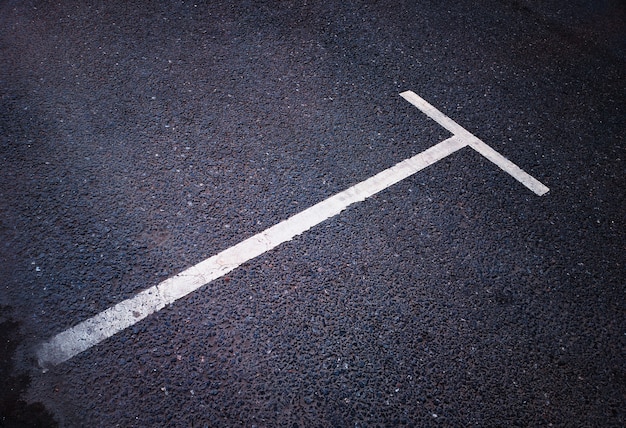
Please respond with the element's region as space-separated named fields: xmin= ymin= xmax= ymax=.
xmin=1 ymin=0 xmax=624 ymax=426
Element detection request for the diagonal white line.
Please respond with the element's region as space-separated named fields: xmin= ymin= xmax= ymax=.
xmin=466 ymin=139 xmax=550 ymax=196
xmin=400 ymin=90 xmax=550 ymax=196
xmin=400 ymin=90 xmax=475 ymax=139
xmin=37 ymin=134 xmax=467 ymax=367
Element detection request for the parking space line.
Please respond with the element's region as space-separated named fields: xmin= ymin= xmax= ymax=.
xmin=400 ymin=91 xmax=550 ymax=196
xmin=37 ymin=91 xmax=549 ymax=368
xmin=36 ymin=135 xmax=466 ymax=368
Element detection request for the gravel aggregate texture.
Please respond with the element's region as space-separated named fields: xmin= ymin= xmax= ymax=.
xmin=1 ymin=0 xmax=624 ymax=426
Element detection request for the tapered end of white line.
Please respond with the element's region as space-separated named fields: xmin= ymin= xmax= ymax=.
xmin=37 ymin=337 xmax=78 ymax=369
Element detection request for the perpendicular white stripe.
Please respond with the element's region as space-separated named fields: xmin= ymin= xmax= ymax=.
xmin=466 ymin=139 xmax=550 ymax=196
xmin=399 ymin=91 xmax=474 ymax=138
xmin=400 ymin=90 xmax=549 ymax=196
xmin=36 ymin=134 xmax=466 ymax=367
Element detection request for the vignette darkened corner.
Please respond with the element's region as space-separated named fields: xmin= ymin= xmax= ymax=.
xmin=1 ymin=306 xmax=57 ymax=428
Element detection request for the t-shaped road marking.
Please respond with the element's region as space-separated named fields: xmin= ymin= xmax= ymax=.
xmin=37 ymin=91 xmax=549 ymax=368
xmin=400 ymin=91 xmax=549 ymax=196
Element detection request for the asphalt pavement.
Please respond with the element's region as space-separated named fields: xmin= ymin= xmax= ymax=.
xmin=1 ymin=0 xmax=625 ymax=426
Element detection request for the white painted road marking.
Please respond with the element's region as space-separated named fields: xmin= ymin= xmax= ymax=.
xmin=37 ymin=92 xmax=549 ymax=367
xmin=400 ymin=91 xmax=550 ymax=196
